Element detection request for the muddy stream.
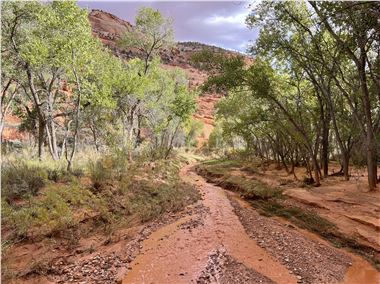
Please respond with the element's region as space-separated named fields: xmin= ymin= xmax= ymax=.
xmin=123 ymin=165 xmax=379 ymax=284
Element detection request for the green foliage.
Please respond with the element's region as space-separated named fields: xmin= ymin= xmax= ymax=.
xmin=184 ymin=119 xmax=204 ymax=147
xmin=118 ymin=7 xmax=174 ymax=69
xmin=194 ymin=1 xmax=379 ymax=188
xmin=20 ymin=1 xmax=93 ymax=68
xmin=86 ymin=149 xmax=129 ymax=190
xmin=47 ymin=167 xmax=67 ymax=182
xmin=191 ymin=50 xmax=247 ymax=93
xmin=2 ymin=161 xmax=47 ymax=202
xmin=2 ymin=2 xmax=197 ymax=166
xmin=2 ymin=183 xmax=102 ymax=238
xmin=141 ymin=65 xmax=198 ymax=158
xmin=130 ymin=179 xmax=199 ymax=222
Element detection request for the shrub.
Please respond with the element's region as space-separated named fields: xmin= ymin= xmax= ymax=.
xmin=2 ymin=161 xmax=47 ymax=203
xmin=130 ymin=179 xmax=199 ymax=222
xmin=47 ymin=168 xmax=61 ymax=182
xmin=2 ymin=184 xmax=104 ymax=238
xmin=71 ymin=167 xmax=84 ymax=178
xmin=87 ymin=158 xmax=111 ymax=190
xmin=87 ymin=150 xmax=129 ymax=190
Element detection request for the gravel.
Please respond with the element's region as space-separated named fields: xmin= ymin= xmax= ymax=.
xmin=228 ymin=195 xmax=352 ymax=284
xmin=197 ymin=247 xmax=275 ymax=284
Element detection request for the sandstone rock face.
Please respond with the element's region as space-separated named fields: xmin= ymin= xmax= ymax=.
xmin=89 ymin=9 xmax=132 ymax=46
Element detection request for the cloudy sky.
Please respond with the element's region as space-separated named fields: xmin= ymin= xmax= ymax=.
xmin=78 ymin=1 xmax=259 ymax=53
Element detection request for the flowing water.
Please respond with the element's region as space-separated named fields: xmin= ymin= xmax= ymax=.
xmin=123 ymin=165 xmax=379 ymax=284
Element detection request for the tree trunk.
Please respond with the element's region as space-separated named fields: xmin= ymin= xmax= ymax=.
xmin=25 ymin=66 xmax=47 ymax=161
xmin=91 ymin=126 xmax=99 ymax=151
xmin=366 ymin=131 xmax=377 ymax=190
xmin=359 ymin=53 xmax=377 ymax=190
xmin=290 ymin=158 xmax=298 ymax=180
xmin=38 ymin=117 xmax=45 ymax=160
xmin=135 ymin=112 xmax=142 ymax=147
xmin=342 ymin=153 xmax=350 ymax=181
xmin=280 ymin=154 xmax=290 ymax=174
xmin=60 ymin=120 xmax=72 ymax=160
xmin=47 ymin=90 xmax=59 ymax=160
xmin=50 ymin=120 xmax=59 ymax=159
xmin=165 ymin=122 xmax=180 ymax=159
xmin=321 ymin=120 xmax=329 ymax=177
xmin=1 ymin=81 xmax=19 ymax=143
xmin=45 ymin=123 xmax=58 ymax=160
xmin=305 ymin=158 xmax=313 ymax=180
xmin=311 ymin=155 xmax=321 ymax=186
xmin=67 ymin=52 xmax=82 ymax=172
xmin=0 ymin=121 xmax=4 ymax=144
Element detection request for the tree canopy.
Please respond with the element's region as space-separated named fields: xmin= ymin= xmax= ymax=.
xmin=196 ymin=1 xmax=379 ymax=190
xmin=1 ymin=1 xmax=198 ymax=168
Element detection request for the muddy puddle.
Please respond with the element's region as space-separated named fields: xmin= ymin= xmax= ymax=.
xmin=123 ymin=165 xmax=379 ymax=284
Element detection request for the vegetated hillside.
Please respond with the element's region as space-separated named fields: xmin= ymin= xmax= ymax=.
xmin=89 ymin=9 xmax=236 ymax=67
xmin=89 ymin=9 xmax=245 ymax=146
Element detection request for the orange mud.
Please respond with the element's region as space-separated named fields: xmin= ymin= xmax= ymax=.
xmin=123 ymin=164 xmax=379 ymax=284
xmin=123 ymin=164 xmax=297 ymax=283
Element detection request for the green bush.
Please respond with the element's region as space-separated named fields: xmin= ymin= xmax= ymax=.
xmin=47 ymin=168 xmax=61 ymax=182
xmin=2 ymin=161 xmax=47 ymax=203
xmin=2 ymin=184 xmax=104 ymax=238
xmin=130 ymin=179 xmax=199 ymax=222
xmin=2 ymin=154 xmax=199 ymax=242
xmin=47 ymin=165 xmax=83 ymax=183
xmin=87 ymin=159 xmax=112 ymax=190
xmin=71 ymin=167 xmax=84 ymax=178
xmin=87 ymin=150 xmax=129 ymax=190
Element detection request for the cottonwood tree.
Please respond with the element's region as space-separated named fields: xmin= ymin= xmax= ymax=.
xmin=1 ymin=1 xmax=38 ymax=143
xmin=118 ymin=7 xmax=174 ymax=146
xmin=197 ymin=1 xmax=378 ymax=189
xmin=2 ymin=1 xmax=198 ymax=165
xmin=246 ymin=1 xmax=379 ymax=189
xmin=310 ymin=1 xmax=379 ymax=189
xmin=1 ymin=1 xmax=101 ymax=160
xmin=136 ymin=63 xmax=197 ymax=158
xmin=2 ymin=1 xmax=122 ymax=163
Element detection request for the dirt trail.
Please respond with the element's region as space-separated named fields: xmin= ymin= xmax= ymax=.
xmin=122 ymin=164 xmax=380 ymax=284
xmin=123 ymin=164 xmax=296 ymax=283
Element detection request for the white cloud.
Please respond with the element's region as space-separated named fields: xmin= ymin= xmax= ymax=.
xmin=205 ymin=11 xmax=248 ymax=27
